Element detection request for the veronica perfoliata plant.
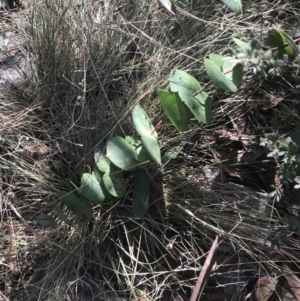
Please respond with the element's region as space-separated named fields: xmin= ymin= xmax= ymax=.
xmin=232 ymin=27 xmax=300 ymax=81
xmin=260 ymin=132 xmax=300 ymax=189
xmin=233 ymin=38 xmax=285 ymax=78
xmin=42 ymin=26 xmax=300 ymax=228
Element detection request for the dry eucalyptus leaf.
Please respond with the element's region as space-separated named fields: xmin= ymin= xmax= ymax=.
xmin=249 ymin=276 xmax=277 ymax=301
xmin=283 ymin=264 xmax=300 ymax=301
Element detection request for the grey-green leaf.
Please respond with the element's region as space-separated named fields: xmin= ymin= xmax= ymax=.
xmin=158 ymin=0 xmax=177 ymax=15
xmin=233 ymin=38 xmax=251 ymax=53
xmin=54 ymin=205 xmax=72 ymax=225
xmin=136 ymin=145 xmax=152 ymax=168
xmin=169 ymin=69 xmax=200 ymax=94
xmin=58 ymin=190 xmax=85 ymax=218
xmin=92 ymin=169 xmax=102 ymax=182
xmin=103 ymin=171 xmax=126 ymax=197
xmin=221 ymin=0 xmax=242 ymax=14
xmin=100 ymin=183 xmax=113 ymax=199
xmin=125 ymin=135 xmax=139 ymax=147
xmin=192 ymin=91 xmax=212 ymax=124
xmin=169 ymin=70 xmax=212 ymax=124
xmin=133 ymin=168 xmax=150 ymax=218
xmin=141 ymin=135 xmax=161 ymax=165
xmin=208 ymin=53 xmax=224 ymax=69
xmin=36 ymin=214 xmax=57 ymax=228
xmin=222 ymin=58 xmax=243 ymax=88
xmin=175 ymin=89 xmax=212 ymax=124
xmin=163 ymin=145 xmax=184 ymax=162
xmin=106 ymin=136 xmax=138 ymax=171
xmin=125 ymin=136 xmax=150 ymax=167
xmin=81 ymin=173 xmax=105 ymax=203
xmin=204 ymin=55 xmax=242 ymax=92
xmin=95 ymin=151 xmax=111 ymax=173
xmin=132 ymin=104 xmax=158 ymax=138
xmin=205 ymin=57 xmax=234 ymax=91
xmin=157 ymin=89 xmax=190 ymax=132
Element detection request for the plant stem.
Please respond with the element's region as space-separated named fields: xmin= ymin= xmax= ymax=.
xmin=151 ymin=119 xmax=163 ymax=135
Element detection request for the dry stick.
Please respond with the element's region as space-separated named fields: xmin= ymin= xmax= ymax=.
xmin=190 ymin=236 xmax=219 ymax=301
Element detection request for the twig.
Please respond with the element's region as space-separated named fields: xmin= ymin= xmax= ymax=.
xmin=190 ymin=236 xmax=219 ymax=301
xmin=135 ymin=119 xmax=163 ymax=150
xmin=150 ymin=119 xmax=163 ymax=135
xmin=192 ymin=81 xmax=211 ymax=97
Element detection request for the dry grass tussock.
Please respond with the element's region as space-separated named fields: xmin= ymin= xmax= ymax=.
xmin=1 ymin=0 xmax=300 ymax=300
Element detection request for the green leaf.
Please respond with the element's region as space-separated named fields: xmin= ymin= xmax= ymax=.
xmin=268 ymin=29 xmax=300 ymax=60
xmin=92 ymin=169 xmax=102 ymax=181
xmin=294 ymin=176 xmax=300 ymax=184
xmin=136 ymin=145 xmax=152 ymax=168
xmin=265 ymin=133 xmax=277 ymax=143
xmin=260 ymin=69 xmax=268 ymax=80
xmin=36 ymin=214 xmax=57 ymax=228
xmin=169 ymin=70 xmax=212 ymax=124
xmin=163 ymin=145 xmax=183 ymax=161
xmin=106 ymin=136 xmax=138 ymax=171
xmin=95 ymin=151 xmax=110 ymax=173
xmin=80 ymin=196 xmax=93 ymax=220
xmin=141 ymin=135 xmax=161 ymax=165
xmin=93 ymin=169 xmax=114 ymax=199
xmin=81 ymin=173 xmax=105 ymax=203
xmin=285 ymin=137 xmax=298 ymax=153
xmin=132 ymin=104 xmax=158 ymax=138
xmin=204 ymin=54 xmax=243 ymax=92
xmin=131 ymin=105 xmax=161 ymax=165
xmin=58 ymin=190 xmax=93 ymax=219
xmin=97 ymin=174 xmax=113 ymax=200
xmin=125 ymin=135 xmax=139 ymax=147
xmin=233 ymin=38 xmax=251 ymax=53
xmin=169 ymin=69 xmax=200 ymax=93
xmin=133 ymin=169 xmax=150 ymax=218
xmin=221 ymin=0 xmax=242 ymax=14
xmin=193 ymin=91 xmax=212 ymax=124
xmin=125 ymin=136 xmax=150 ymax=167
xmin=208 ymin=53 xmax=224 ymax=69
xmin=54 ymin=204 xmax=72 ymax=225
xmin=58 ymin=190 xmax=85 ymax=218
xmin=103 ymin=170 xmax=126 ymax=197
xmin=101 ymin=185 xmax=113 ymax=200
xmin=157 ymin=89 xmax=190 ymax=132
xmin=158 ymin=0 xmax=177 ymax=15
xmin=291 ymin=127 xmax=300 ymax=147
xmin=205 ymin=58 xmax=232 ymax=91
xmin=222 ymin=58 xmax=243 ymax=88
